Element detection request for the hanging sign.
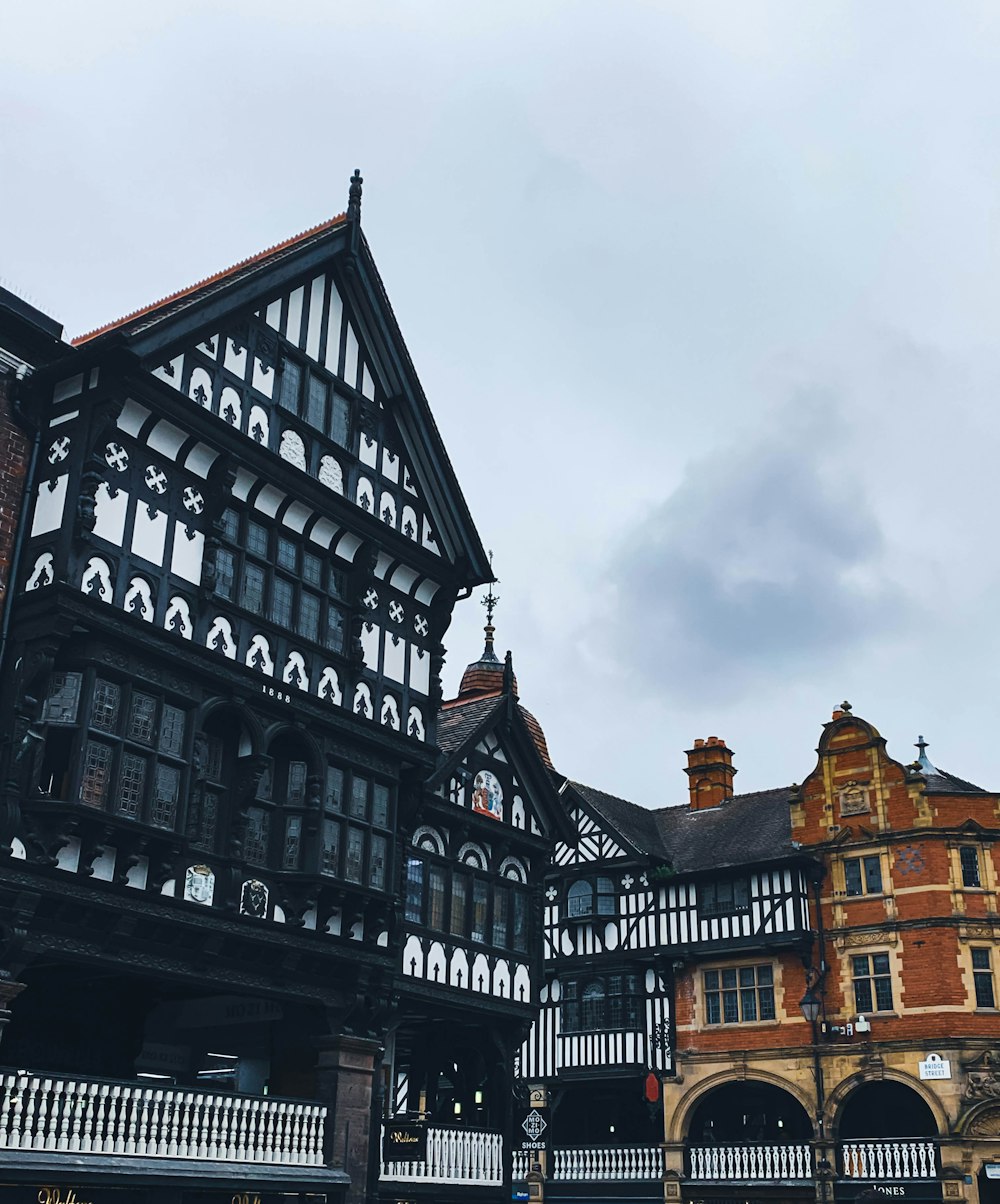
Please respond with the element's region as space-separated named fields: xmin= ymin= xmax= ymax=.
xmin=382 ymin=1122 xmax=427 ymax=1162
xmin=516 ymin=1105 xmax=549 ymax=1153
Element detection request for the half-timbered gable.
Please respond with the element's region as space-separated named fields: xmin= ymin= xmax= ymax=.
xmin=0 ymin=181 xmax=493 ymax=1204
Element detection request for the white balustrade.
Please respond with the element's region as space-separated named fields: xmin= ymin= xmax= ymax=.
xmin=512 ymin=1149 xmax=530 ymax=1179
xmin=551 ymin=1145 xmax=665 ymax=1181
xmin=0 ymin=1071 xmax=325 ymax=1165
xmin=380 ymin=1124 xmax=504 ymax=1185
xmin=841 ymin=1140 xmax=937 ymax=1180
xmin=688 ymin=1143 xmax=812 ymax=1181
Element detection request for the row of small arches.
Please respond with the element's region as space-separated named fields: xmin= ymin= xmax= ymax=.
xmin=57 ymin=553 xmax=426 ymax=741
xmin=411 ymin=826 xmax=528 ymax=882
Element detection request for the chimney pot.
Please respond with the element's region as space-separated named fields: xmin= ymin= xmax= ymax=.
xmin=694 ymin=739 xmax=705 ymax=748
xmin=832 ymin=709 xmax=844 ymax=720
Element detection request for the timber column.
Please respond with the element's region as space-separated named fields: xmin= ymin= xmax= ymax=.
xmin=315 ymin=1033 xmax=381 ymax=1204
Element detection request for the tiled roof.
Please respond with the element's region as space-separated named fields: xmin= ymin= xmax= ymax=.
xmin=437 ymin=695 xmax=504 ymax=756
xmin=567 ymin=781 xmax=666 ymax=857
xmin=72 ymin=212 xmax=348 ymax=345
xmin=565 ymin=780 xmax=799 ymax=873
xmin=921 ymin=766 xmax=989 ymax=795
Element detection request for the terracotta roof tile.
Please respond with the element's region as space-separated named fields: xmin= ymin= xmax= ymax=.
xmin=72 ymin=212 xmax=348 ymax=346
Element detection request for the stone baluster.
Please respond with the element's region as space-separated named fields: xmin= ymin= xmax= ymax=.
xmin=9 ymin=1073 xmax=26 ymax=1149
xmin=36 ymin=1078 xmax=54 ymax=1150
xmin=110 ymin=1084 xmax=126 ymax=1154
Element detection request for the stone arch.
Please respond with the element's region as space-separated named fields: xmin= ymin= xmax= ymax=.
xmin=412 ymin=825 xmax=445 ymax=856
xmin=828 ymin=1069 xmax=945 ymax=1139
xmin=670 ymin=1069 xmax=816 ymax=1144
xmin=958 ymin=1100 xmax=1000 ymax=1138
xmin=196 ymin=698 xmax=264 ymax=758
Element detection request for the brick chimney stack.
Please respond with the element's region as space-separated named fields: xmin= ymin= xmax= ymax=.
xmin=685 ymin=737 xmax=736 ymax=810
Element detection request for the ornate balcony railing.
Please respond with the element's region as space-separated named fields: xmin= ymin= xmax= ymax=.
xmin=550 ymin=1145 xmax=665 ymax=1181
xmin=841 ymin=1140 xmax=937 ymax=1180
xmin=380 ymin=1124 xmax=504 ymax=1185
xmin=688 ymin=1143 xmax=812 ymax=1181
xmin=0 ymin=1070 xmax=325 ymax=1165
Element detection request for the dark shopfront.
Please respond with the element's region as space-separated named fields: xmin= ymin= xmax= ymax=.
xmin=833 ymin=1181 xmax=944 ymax=1204
xmin=0 ymin=1167 xmax=347 ymax=1204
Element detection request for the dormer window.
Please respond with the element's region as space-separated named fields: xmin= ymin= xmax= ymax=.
xmin=567 ymin=876 xmax=616 ymax=919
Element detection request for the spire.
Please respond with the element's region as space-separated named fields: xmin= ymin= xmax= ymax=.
xmin=503 ymin=650 xmax=518 ymax=698
xmin=347 ymin=169 xmax=363 ymax=223
xmin=915 ymin=735 xmax=938 ymax=775
xmin=479 ymin=552 xmax=500 ymax=664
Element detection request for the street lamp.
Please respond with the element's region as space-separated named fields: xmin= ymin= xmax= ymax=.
xmin=799 ymin=988 xmax=822 ymax=1026
xmin=800 ymin=983 xmax=829 ymax=1203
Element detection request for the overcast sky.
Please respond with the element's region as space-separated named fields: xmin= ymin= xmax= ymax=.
xmin=4 ymin=1 xmax=1000 ymax=808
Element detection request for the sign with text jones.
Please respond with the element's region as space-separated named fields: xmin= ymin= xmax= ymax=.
xmin=382 ymin=1122 xmax=428 ymax=1162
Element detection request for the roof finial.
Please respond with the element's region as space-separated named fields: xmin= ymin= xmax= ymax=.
xmin=348 ymin=168 xmax=363 ymax=222
xmin=481 ymin=551 xmax=500 ymax=658
xmin=916 ymin=735 xmax=928 ymax=758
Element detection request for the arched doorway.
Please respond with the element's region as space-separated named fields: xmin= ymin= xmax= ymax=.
xmin=837 ymin=1080 xmax=938 ymax=1184
xmin=684 ymin=1081 xmax=814 ymax=1193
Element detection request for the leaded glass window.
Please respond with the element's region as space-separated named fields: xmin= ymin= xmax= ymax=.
xmin=44 ymin=672 xmax=82 ymax=724
xmin=245 ymin=807 xmax=270 ymax=866
xmin=91 ymin=680 xmax=121 ymax=733
xmin=151 ymin=765 xmax=179 ymax=828
xmin=81 ymin=741 xmax=113 ymax=807
xmin=159 ymin=705 xmax=185 ymax=757
xmin=118 ymin=752 xmax=146 ymax=817
xmin=127 ymin=693 xmax=156 ymax=744
xmin=284 ymin=815 xmax=302 ymax=870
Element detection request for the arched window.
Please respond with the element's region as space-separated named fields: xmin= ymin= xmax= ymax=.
xmin=567 ymin=881 xmax=593 ymax=917
xmin=567 ymin=877 xmax=616 ymax=918
xmin=582 ymin=981 xmax=606 ymax=1030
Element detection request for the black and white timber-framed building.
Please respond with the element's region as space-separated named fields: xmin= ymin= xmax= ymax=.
xmin=0 ymin=176 xmax=572 ymax=1204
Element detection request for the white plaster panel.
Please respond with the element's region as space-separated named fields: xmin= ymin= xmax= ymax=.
xmin=361 ymin=623 xmax=380 ymax=672
xmin=49 ymin=409 xmax=79 ymax=427
xmin=171 ymin=522 xmax=204 ymax=584
xmin=306 ymin=275 xmax=324 ymax=361
xmin=309 ymin=517 xmax=339 ymax=548
xmin=383 ymin=634 xmax=406 ymax=684
xmin=91 ymin=847 xmax=116 ymax=881
xmin=254 ymin=484 xmax=285 ymax=517
xmin=189 ymin=366 xmax=213 ymax=410
xmin=362 ymin=363 xmax=376 ymax=401
xmin=324 ymin=283 xmax=344 ymax=374
xmin=232 ymin=468 xmax=256 ymax=501
xmin=409 ymin=646 xmax=430 ymax=694
xmin=336 ymin=531 xmax=361 ymax=561
xmin=282 ymin=501 xmax=311 ymax=533
xmin=126 ymin=856 xmax=149 ymax=889
xmin=389 ymin=564 xmax=418 ymax=594
xmin=148 ymin=419 xmax=187 ymax=461
xmin=265 ymin=298 xmax=282 ymax=329
xmin=31 ymin=475 xmax=67 ymax=536
xmin=53 ymin=374 xmax=84 ymax=402
xmin=132 ymin=504 xmax=167 ymax=566
xmin=401 ymin=505 xmax=419 ymax=542
xmin=224 ymin=338 xmax=247 ymax=378
xmin=152 ymin=356 xmax=184 ymax=389
xmin=374 ymin=551 xmax=392 ymax=580
xmin=414 ymin=578 xmax=440 ymax=605
xmin=118 ymin=399 xmax=151 ymax=438
xmin=184 ymin=442 xmax=218 ymax=479
xmin=56 ymin=837 xmax=81 ymax=873
xmin=344 ymin=324 xmax=359 ymax=388
xmin=251 ymin=361 xmax=273 ymax=399
xmin=359 ymin=435 xmax=378 ymax=469
xmin=285 ymin=286 xmax=304 ymax=346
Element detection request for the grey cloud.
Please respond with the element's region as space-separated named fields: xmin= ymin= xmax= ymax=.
xmin=602 ymin=390 xmax=911 ymax=703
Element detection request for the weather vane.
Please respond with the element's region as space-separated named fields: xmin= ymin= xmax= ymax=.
xmin=481 ymin=551 xmax=500 ymax=627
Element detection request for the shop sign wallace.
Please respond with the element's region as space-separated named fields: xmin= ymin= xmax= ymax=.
xmin=382 ymin=1122 xmax=427 ymax=1162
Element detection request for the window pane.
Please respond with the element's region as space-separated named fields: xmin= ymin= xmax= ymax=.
xmin=740 ymin=989 xmax=757 ymax=1021
xmin=704 ymin=970 xmax=719 ymax=991
xmin=279 ymin=359 xmax=302 ymax=412
xmin=277 ymin=537 xmax=297 ymax=571
xmin=722 ymin=990 xmax=739 ymax=1023
xmin=513 ymin=890 xmax=528 ymax=952
xmin=92 ymin=679 xmax=121 ymax=733
xmin=287 ymin=760 xmax=307 ymax=805
xmin=706 ymin=992 xmax=721 ymax=1024
xmin=283 ymin=815 xmax=302 ymax=870
xmin=733 ymin=879 xmax=750 ymax=909
xmin=844 ymin=859 xmax=863 ymax=896
xmin=369 ymin=834 xmax=387 ymax=891
xmin=303 ymin=553 xmax=322 ymax=586
xmin=854 ymin=979 xmax=873 ymax=1013
xmin=961 ymin=846 xmax=982 ymax=887
xmin=271 ymin=578 xmax=293 ymax=627
xmin=244 ymin=807 xmax=270 ymax=866
xmin=451 ymin=874 xmax=467 ymax=936
xmin=159 ymin=705 xmax=185 ymax=757
xmin=345 ymin=827 xmax=364 ymax=883
xmin=851 ymin=956 xmax=870 ymax=978
xmin=44 ymin=672 xmax=83 ymax=724
xmin=757 ymin=965 xmax=773 ymax=986
xmin=874 ymin=976 xmax=894 ymax=1012
xmin=118 ymin=752 xmax=146 ymax=817
xmin=975 ymin=972 xmax=996 ymax=1009
xmin=739 ymin=967 xmax=755 ymax=987
xmin=864 ymin=856 xmax=883 ymax=894
xmin=298 ymin=593 xmax=320 ymax=642
xmin=405 ymin=858 xmax=424 ymax=922
xmin=321 ymin=819 xmax=340 ymax=875
xmin=215 ymin=549 xmax=235 ymax=599
xmin=372 ymin=783 xmax=390 ymax=827
xmin=568 ymin=882 xmax=593 ymax=917
xmin=972 ymin=948 xmax=992 ymax=970
xmin=872 ymin=953 xmax=891 ymax=976
xmin=759 ymin=987 xmax=775 ymax=1020
xmin=721 ymin=970 xmax=737 ymax=989
xmin=81 ymin=740 xmax=113 ymax=807
xmin=351 ymin=776 xmax=369 ymax=819
xmin=306 ymin=374 xmax=327 ymax=428
xmin=494 ymin=887 xmax=509 ymax=948
xmin=242 ymin=564 xmax=265 ymax=614
xmin=246 ymin=522 xmax=268 ymax=557
xmin=221 ymin=508 xmax=240 ymax=541
xmin=472 ymin=880 xmax=489 ymax=941
xmin=127 ymin=693 xmax=156 ymax=744
xmin=330 ymin=394 xmax=351 ymax=447
xmin=325 ymin=766 xmax=344 ymax=812
xmin=429 ymin=868 xmax=446 ymax=928
xmin=325 ymin=606 xmax=345 ymax=653
xmin=151 ymin=764 xmax=179 ymax=829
